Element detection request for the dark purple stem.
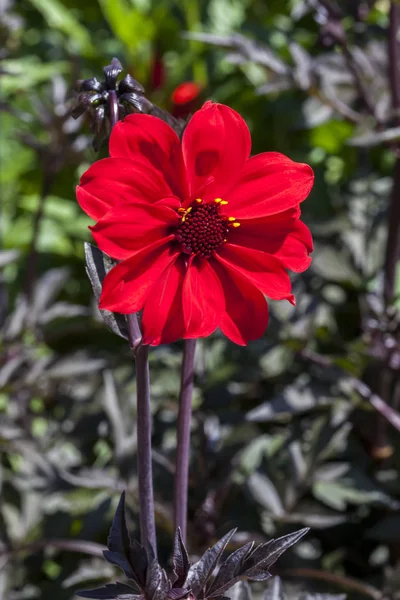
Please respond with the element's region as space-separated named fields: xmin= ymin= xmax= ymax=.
xmin=108 ymin=90 xmax=156 ymax=553
xmin=388 ymin=3 xmax=400 ymax=113
xmin=384 ymin=3 xmax=400 ymax=304
xmin=375 ymin=2 xmax=400 ymax=457
xmin=301 ymin=349 xmax=400 ymax=434
xmin=174 ymin=339 xmax=196 ymax=543
xmin=135 ymin=344 xmax=157 ymax=553
xmin=317 ymin=0 xmax=377 ymax=119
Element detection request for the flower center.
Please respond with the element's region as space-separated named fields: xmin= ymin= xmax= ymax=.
xmin=175 ymin=198 xmax=240 ymax=258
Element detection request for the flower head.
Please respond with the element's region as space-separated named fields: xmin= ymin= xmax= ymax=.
xmin=72 ymin=58 xmax=152 ymax=150
xmin=76 ymin=102 xmax=314 ymax=345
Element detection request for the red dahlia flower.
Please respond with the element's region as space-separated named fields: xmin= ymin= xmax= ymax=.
xmin=76 ymin=102 xmax=314 ymax=345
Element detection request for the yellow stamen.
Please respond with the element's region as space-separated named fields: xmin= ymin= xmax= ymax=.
xmin=178 ymin=206 xmax=192 ymax=223
xmin=232 ymin=222 xmax=241 ymax=228
xmin=228 ymin=217 xmax=236 ymax=222
xmin=214 ymin=198 xmax=222 ymax=204
xmin=220 ymin=200 xmax=228 ymax=205
xmin=196 ymin=198 xmax=203 ymax=203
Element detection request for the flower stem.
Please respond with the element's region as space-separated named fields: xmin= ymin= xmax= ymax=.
xmin=373 ymin=2 xmax=400 ymax=458
xmin=384 ymin=2 xmax=400 ymax=304
xmin=135 ymin=344 xmax=157 ymax=553
xmin=108 ymin=89 xmax=157 ymax=553
xmin=174 ymin=339 xmax=196 ymax=543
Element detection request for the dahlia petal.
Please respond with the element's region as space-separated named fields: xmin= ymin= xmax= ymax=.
xmin=154 ymin=196 xmax=182 ymax=210
xmin=182 ymin=101 xmax=251 ymax=203
xmin=109 ymin=114 xmax=188 ymax=199
xmin=99 ymin=237 xmax=178 ymax=314
xmin=77 ymin=156 xmax=179 ymax=221
xmin=274 ymin=219 xmax=313 ymax=272
xmin=90 ymin=202 xmax=179 ymax=260
xmin=228 ymin=211 xmax=313 ymax=273
xmin=182 ymin=256 xmax=225 ymax=338
xmin=223 ymin=152 xmax=314 ymax=219
xmin=216 ymin=243 xmax=293 ymax=301
xmin=76 ymin=185 xmax=113 ymax=222
xmin=212 ymin=259 xmax=269 ymax=345
xmin=141 ymin=257 xmax=186 ymax=345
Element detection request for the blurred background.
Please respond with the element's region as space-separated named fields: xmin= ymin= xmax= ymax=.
xmin=2 ymin=0 xmax=400 ymax=598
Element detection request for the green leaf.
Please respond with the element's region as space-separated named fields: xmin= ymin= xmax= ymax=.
xmin=27 ymin=0 xmax=94 ymax=55
xmin=1 ymin=58 xmax=69 ymax=95
xmin=98 ymin=0 xmax=155 ymax=57
xmin=310 ymin=120 xmax=354 ymax=154
xmin=247 ymin=473 xmax=284 ymax=517
xmin=312 ymin=246 xmax=361 ymax=284
xmin=313 ymin=476 xmax=399 ymax=512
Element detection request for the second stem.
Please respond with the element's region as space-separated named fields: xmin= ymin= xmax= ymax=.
xmin=135 ymin=343 xmax=157 ymax=553
xmin=174 ymin=339 xmax=196 ymax=543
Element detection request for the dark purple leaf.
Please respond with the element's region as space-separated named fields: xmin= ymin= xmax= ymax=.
xmin=103 ymin=57 xmax=123 ymax=89
xmin=119 ymin=92 xmax=153 ymax=113
xmin=206 ymin=543 xmax=254 ymax=596
xmin=243 ymin=529 xmax=309 ymax=575
xmin=77 ymin=582 xmax=139 ymax=599
xmin=186 ymin=529 xmax=236 ymax=597
xmin=128 ymin=539 xmax=148 ymax=588
xmin=107 ymin=492 xmax=131 ymax=557
xmin=208 ymin=529 xmax=308 ymax=597
xmin=80 ymin=77 xmax=104 ymax=92
xmin=145 ymin=558 xmax=170 ymax=600
xmin=84 ymin=243 xmax=128 ymax=339
xmin=168 ymin=588 xmax=191 ymax=600
xmin=80 ymin=92 xmax=104 ymax=108
xmin=119 ymin=74 xmax=145 ymax=94
xmin=172 ymin=528 xmax=191 ymax=587
xmin=102 ymin=550 xmax=136 ymax=582
xmin=102 ymin=493 xmax=148 ymax=589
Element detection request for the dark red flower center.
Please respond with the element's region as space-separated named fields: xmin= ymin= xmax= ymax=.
xmin=175 ymin=198 xmax=240 ymax=258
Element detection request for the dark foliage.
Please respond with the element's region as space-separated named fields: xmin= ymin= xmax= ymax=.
xmin=78 ymin=494 xmax=308 ymax=600
xmin=2 ymin=0 xmax=400 ymax=599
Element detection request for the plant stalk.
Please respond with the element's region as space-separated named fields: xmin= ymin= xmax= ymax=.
xmin=384 ymin=2 xmax=400 ymax=304
xmin=174 ymin=339 xmax=196 ymax=543
xmin=135 ymin=344 xmax=157 ymax=552
xmin=373 ymin=2 xmax=400 ymax=458
xmin=108 ymin=90 xmax=156 ymax=553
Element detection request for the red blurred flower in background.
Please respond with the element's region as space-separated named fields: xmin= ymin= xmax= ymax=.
xmin=76 ymin=102 xmax=314 ymax=345
xmin=171 ymin=82 xmax=201 ymax=104
xmin=170 ymin=82 xmax=202 ymax=118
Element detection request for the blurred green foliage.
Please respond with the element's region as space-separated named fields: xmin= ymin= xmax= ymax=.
xmin=2 ymin=0 xmax=400 ymax=599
